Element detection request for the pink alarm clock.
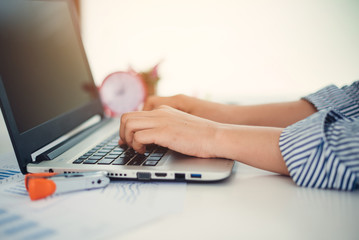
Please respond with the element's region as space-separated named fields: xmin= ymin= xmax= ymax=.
xmin=99 ymin=71 xmax=147 ymax=117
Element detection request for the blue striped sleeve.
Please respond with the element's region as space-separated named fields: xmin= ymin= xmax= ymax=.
xmin=279 ymin=81 xmax=359 ymax=191
xmin=304 ymin=80 xmax=359 ymax=118
xmin=280 ymin=110 xmax=359 ymax=190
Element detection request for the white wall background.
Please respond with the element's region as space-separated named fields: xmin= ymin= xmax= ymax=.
xmin=81 ymin=0 xmax=359 ymax=104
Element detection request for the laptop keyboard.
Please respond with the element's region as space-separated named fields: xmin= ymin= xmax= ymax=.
xmin=72 ymin=134 xmax=168 ymax=166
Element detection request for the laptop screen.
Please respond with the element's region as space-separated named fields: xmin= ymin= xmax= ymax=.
xmin=0 ymin=0 xmax=104 ymax=173
xmin=0 ymin=0 xmax=98 ymax=134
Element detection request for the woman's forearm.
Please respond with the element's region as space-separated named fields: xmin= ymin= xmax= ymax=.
xmin=144 ymin=95 xmax=317 ymax=128
xmin=213 ymin=123 xmax=289 ymax=175
xmin=190 ymin=98 xmax=317 ymax=128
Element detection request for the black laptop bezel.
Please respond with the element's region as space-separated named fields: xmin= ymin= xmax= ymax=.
xmin=0 ymin=0 xmax=105 ymax=174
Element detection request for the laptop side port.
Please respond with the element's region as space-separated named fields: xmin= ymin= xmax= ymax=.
xmin=155 ymin=173 xmax=167 ymax=177
xmin=137 ymin=172 xmax=151 ymax=180
xmin=175 ymin=173 xmax=185 ymax=181
xmin=190 ymin=173 xmax=202 ymax=179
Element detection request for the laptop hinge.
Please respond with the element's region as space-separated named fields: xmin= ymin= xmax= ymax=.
xmin=33 ymin=116 xmax=110 ymax=162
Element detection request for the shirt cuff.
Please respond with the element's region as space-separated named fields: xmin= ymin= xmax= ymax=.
xmin=279 ymin=109 xmax=358 ymax=190
xmin=303 ymin=83 xmax=358 ymax=115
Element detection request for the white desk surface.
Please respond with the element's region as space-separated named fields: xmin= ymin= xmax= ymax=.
xmin=1 ymin=115 xmax=358 ymax=240
xmin=117 ymin=162 xmax=359 ymax=240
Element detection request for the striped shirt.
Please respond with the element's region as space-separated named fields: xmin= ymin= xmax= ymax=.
xmin=279 ymin=81 xmax=359 ymax=191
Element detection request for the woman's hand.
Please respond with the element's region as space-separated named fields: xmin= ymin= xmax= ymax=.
xmin=143 ymin=94 xmax=238 ymax=124
xmin=143 ymin=94 xmax=198 ymax=113
xmin=119 ymin=104 xmax=289 ymax=175
xmin=119 ymin=105 xmax=220 ymax=158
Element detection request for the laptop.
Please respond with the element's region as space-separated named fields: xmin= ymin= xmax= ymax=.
xmin=0 ymin=0 xmax=234 ymax=181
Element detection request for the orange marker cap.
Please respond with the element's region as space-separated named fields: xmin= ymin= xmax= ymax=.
xmin=27 ymin=178 xmax=57 ymax=201
xmin=25 ymin=172 xmax=57 ymax=191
